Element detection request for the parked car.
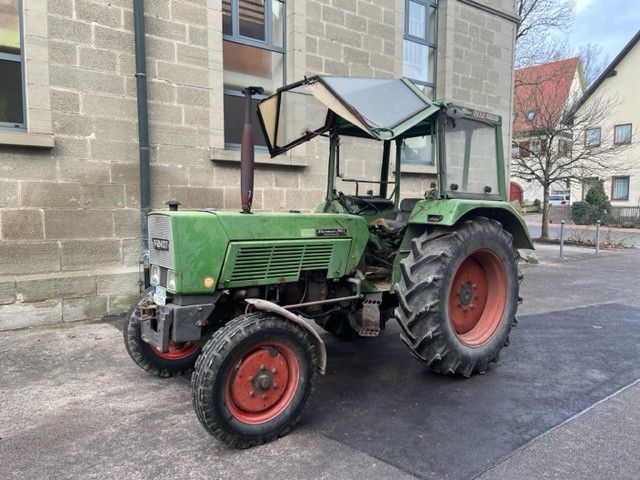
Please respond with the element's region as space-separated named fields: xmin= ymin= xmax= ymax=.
xmin=549 ymin=195 xmax=570 ymax=206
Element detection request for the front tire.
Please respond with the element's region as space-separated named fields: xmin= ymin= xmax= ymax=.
xmin=395 ymin=217 xmax=521 ymax=377
xmin=192 ymin=313 xmax=318 ymax=448
xmin=124 ymin=288 xmax=201 ymax=378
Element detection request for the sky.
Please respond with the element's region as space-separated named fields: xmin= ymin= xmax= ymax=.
xmin=570 ymin=0 xmax=640 ymax=63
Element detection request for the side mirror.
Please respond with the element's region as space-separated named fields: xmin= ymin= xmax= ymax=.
xmin=446 ymin=107 xmax=464 ymax=119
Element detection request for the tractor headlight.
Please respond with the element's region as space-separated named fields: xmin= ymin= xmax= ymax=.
xmin=166 ymin=269 xmax=177 ymax=292
xmin=150 ymin=264 xmax=160 ymax=286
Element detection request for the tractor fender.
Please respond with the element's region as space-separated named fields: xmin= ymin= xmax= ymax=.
xmin=407 ymin=199 xmax=534 ymax=250
xmin=244 ymin=298 xmax=327 ymax=375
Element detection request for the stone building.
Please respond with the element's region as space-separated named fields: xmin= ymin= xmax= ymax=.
xmin=0 ymin=0 xmax=518 ymax=329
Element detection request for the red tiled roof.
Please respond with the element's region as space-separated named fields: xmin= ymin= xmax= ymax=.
xmin=513 ymin=57 xmax=580 ymax=134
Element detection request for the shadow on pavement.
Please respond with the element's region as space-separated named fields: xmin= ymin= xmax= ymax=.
xmin=304 ymin=303 xmax=640 ymax=479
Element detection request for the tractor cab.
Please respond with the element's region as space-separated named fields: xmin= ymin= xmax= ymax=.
xmin=257 ymin=76 xmax=508 ymax=230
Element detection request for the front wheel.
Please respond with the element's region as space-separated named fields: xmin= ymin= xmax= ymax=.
xmin=124 ymin=289 xmax=201 ymax=378
xmin=395 ymin=217 xmax=521 ymax=377
xmin=191 ymin=313 xmax=318 ymax=448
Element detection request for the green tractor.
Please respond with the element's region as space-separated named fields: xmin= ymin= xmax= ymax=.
xmin=124 ymin=76 xmax=533 ymax=448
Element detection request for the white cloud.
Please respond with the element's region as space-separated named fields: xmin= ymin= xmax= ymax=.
xmin=575 ymin=0 xmax=595 ymax=13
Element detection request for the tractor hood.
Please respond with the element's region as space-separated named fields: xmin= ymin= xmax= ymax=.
xmin=257 ymin=76 xmax=442 ymax=156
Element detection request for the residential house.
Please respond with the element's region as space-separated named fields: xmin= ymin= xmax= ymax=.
xmin=511 ymin=57 xmax=586 ymax=204
xmin=571 ymin=30 xmax=640 ymax=206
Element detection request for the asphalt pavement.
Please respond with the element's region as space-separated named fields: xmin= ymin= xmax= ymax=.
xmin=1 ymin=245 xmax=640 ymax=479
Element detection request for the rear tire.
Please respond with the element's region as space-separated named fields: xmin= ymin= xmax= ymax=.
xmin=192 ymin=313 xmax=318 ymax=448
xmin=395 ymin=217 xmax=521 ymax=377
xmin=124 ymin=288 xmax=201 ymax=378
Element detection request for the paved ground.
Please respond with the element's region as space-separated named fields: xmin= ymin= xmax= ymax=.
xmin=525 ymin=213 xmax=640 ymax=247
xmin=1 ymin=245 xmax=640 ymax=479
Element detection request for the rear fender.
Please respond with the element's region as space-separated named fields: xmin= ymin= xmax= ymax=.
xmin=244 ymin=298 xmax=327 ymax=375
xmin=407 ymin=199 xmax=534 ymax=250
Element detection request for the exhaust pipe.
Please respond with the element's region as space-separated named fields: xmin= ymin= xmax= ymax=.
xmin=240 ymin=86 xmax=264 ymax=214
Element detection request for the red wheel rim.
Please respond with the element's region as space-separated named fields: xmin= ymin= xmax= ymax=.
xmin=224 ymin=342 xmax=300 ymax=425
xmin=150 ymin=341 xmax=199 ymax=360
xmin=448 ymin=248 xmax=507 ymax=347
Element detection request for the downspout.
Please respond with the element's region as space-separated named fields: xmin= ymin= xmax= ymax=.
xmin=133 ymin=0 xmax=151 ymax=288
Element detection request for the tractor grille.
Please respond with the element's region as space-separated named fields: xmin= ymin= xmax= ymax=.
xmin=148 ymin=215 xmax=174 ymax=270
xmin=228 ymin=242 xmax=335 ymax=284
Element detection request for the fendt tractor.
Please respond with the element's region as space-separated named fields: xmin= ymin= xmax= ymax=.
xmin=124 ymin=76 xmax=533 ymax=448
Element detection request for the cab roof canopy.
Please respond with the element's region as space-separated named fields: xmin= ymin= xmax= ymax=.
xmin=257 ymin=75 xmax=441 ymax=157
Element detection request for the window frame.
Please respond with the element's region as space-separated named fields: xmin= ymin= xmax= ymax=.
xmin=401 ymin=0 xmax=437 ymax=166
xmin=0 ymin=0 xmax=26 ymax=130
xmin=222 ymin=0 xmax=286 ymax=150
xmin=558 ymin=138 xmax=571 ymax=158
xmin=581 ymin=176 xmax=599 ymax=200
xmin=402 ymin=0 xmax=438 ymax=93
xmin=613 ymin=123 xmax=632 ymax=145
xmin=584 ymin=127 xmax=601 ymax=147
xmin=611 ymin=175 xmax=630 ymax=201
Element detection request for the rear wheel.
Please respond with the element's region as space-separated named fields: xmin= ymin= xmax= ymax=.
xmin=192 ymin=313 xmax=318 ymax=448
xmin=124 ymin=289 xmax=201 ymax=378
xmin=395 ymin=217 xmax=521 ymax=377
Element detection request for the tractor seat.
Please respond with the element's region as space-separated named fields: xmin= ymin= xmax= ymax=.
xmin=375 ymin=198 xmax=422 ymax=231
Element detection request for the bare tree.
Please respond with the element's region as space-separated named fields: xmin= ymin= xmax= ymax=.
xmin=516 ymin=0 xmax=575 ymax=40
xmin=515 ymin=0 xmax=575 ymax=67
xmin=577 ymin=43 xmax=609 ymax=86
xmin=511 ymin=66 xmax=634 ymax=239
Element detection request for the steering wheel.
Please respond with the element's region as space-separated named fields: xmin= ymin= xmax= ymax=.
xmin=340 ymin=193 xmax=382 ymax=215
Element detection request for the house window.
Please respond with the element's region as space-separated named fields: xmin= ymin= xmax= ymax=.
xmin=558 ymin=138 xmax=571 ymax=157
xmin=0 ymin=0 xmax=25 ymax=129
xmin=402 ymin=0 xmax=437 ymax=165
xmin=222 ymin=0 xmax=285 ymax=148
xmin=585 ymin=127 xmax=601 ymax=147
xmin=611 ymin=176 xmax=630 ymax=201
xmin=403 ymin=0 xmax=437 ymax=98
xmin=530 ymin=139 xmax=541 ymax=154
xmin=582 ymin=177 xmax=598 ymax=200
xmin=511 ymin=144 xmax=520 ymax=158
xmin=526 ymin=110 xmax=536 ymax=122
xmin=614 ymin=123 xmax=632 ymax=145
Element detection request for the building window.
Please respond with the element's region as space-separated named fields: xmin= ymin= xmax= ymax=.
xmin=614 ymin=123 xmax=632 ymax=145
xmin=222 ymin=0 xmax=285 ymax=148
xmin=558 ymin=138 xmax=571 ymax=157
xmin=585 ymin=127 xmax=601 ymax=147
xmin=0 ymin=0 xmax=25 ymax=129
xmin=402 ymin=0 xmax=437 ymax=165
xmin=530 ymin=139 xmax=541 ymax=154
xmin=403 ymin=0 xmax=437 ymax=97
xmin=582 ymin=177 xmax=598 ymax=200
xmin=511 ymin=144 xmax=520 ymax=158
xmin=611 ymin=176 xmax=630 ymax=201
xmin=526 ymin=110 xmax=536 ymax=122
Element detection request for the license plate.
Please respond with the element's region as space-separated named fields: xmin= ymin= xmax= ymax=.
xmin=153 ymin=286 xmax=167 ymax=306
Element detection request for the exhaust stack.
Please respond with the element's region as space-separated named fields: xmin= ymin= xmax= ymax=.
xmin=240 ymin=86 xmax=264 ymax=214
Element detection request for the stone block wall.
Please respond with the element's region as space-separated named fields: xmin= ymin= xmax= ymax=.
xmin=0 ymin=0 xmax=516 ymax=330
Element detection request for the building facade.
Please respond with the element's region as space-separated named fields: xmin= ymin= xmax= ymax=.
xmin=571 ymin=31 xmax=640 ymax=206
xmin=511 ymin=57 xmax=585 ymax=205
xmin=0 ymin=0 xmax=517 ymax=330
